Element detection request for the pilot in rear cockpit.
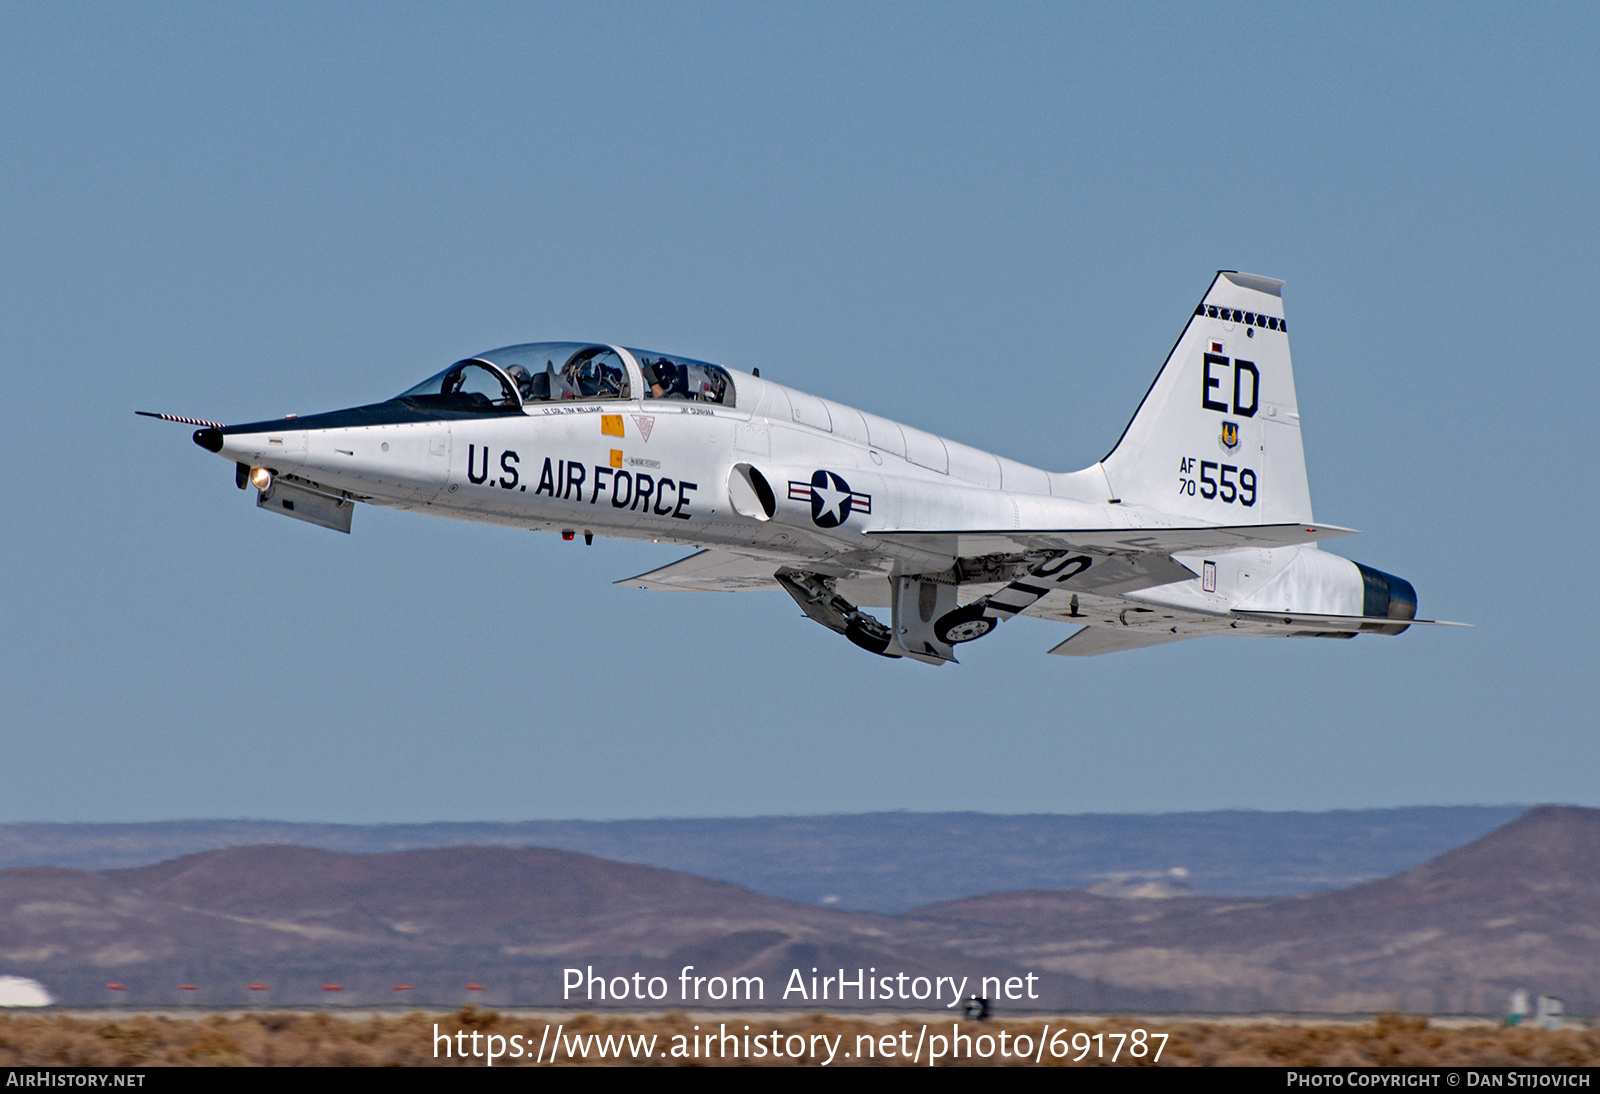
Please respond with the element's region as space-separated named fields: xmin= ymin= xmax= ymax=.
xmin=642 ymin=358 xmax=684 ymax=398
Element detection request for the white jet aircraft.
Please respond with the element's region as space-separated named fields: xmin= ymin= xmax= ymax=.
xmin=145 ymin=271 xmax=1459 ymax=663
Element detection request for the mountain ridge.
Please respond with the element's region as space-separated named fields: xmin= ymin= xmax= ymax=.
xmin=2 ymin=806 xmax=1595 ymax=1014
xmin=0 ymin=806 xmax=1527 ymax=913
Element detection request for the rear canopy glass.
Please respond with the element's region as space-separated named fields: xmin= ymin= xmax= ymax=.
xmin=629 ymin=350 xmax=734 ymax=405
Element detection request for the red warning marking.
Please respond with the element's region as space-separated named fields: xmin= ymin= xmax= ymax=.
xmin=179 ymin=985 xmax=198 ymax=991
xmin=465 ymin=983 xmax=485 ymax=991
xmin=106 ymin=983 xmax=127 ymax=991
xmin=321 ymin=984 xmax=343 ymax=992
xmin=393 ymin=985 xmax=413 ymax=991
xmin=249 ymin=983 xmax=269 ymax=991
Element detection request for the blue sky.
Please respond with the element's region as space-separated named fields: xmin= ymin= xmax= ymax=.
xmin=1 ymin=3 xmax=1595 ymax=822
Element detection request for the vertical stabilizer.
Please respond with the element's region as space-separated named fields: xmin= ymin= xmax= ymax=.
xmin=1096 ymin=272 xmax=1312 ymax=524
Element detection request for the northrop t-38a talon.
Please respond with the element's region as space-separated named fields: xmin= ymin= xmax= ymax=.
xmin=145 ymin=272 xmax=1461 ymax=664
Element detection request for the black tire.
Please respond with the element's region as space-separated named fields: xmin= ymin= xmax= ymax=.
xmin=935 ymin=604 xmax=997 ymax=644
xmin=845 ymin=617 xmax=896 ymax=657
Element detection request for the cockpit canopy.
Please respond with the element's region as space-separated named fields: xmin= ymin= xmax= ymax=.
xmin=397 ymin=343 xmax=630 ymax=410
xmin=395 ymin=342 xmax=735 ymax=412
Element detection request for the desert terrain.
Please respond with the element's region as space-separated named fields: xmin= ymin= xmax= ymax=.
xmin=2 ymin=807 xmax=1595 ymax=1015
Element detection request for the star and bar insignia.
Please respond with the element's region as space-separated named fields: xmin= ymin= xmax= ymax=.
xmin=788 ymin=470 xmax=872 ymax=528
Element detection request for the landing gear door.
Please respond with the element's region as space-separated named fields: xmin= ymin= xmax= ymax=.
xmin=890 ymin=576 xmax=959 ymax=665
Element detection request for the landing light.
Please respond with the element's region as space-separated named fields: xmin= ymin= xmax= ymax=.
xmin=249 ymin=467 xmax=273 ymax=491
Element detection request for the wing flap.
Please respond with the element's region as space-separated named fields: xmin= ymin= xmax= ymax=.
xmin=1047 ymin=627 xmax=1192 ymax=657
xmin=617 ymin=550 xmax=784 ymax=592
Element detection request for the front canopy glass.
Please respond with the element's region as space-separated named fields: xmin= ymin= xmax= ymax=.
xmin=477 ymin=343 xmax=630 ymax=402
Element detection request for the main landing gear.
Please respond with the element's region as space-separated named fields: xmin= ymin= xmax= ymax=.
xmin=777 ymin=570 xmax=994 ymax=666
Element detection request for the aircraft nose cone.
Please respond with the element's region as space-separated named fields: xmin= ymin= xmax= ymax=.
xmin=194 ymin=427 xmax=224 ymax=452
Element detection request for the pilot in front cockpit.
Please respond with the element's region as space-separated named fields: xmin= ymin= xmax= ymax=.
xmin=564 ymin=357 xmax=626 ymax=399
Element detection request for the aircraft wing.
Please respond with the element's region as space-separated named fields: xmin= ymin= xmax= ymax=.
xmin=616 ymin=550 xmax=786 ymax=592
xmin=864 ymin=522 xmax=1356 ymax=558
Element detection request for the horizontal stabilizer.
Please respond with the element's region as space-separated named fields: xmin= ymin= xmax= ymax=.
xmin=1231 ymin=610 xmax=1469 ymax=629
xmin=617 ymin=550 xmax=783 ymax=592
xmin=1047 ymin=627 xmax=1191 ymax=657
xmin=866 ymin=522 xmax=1356 ymax=559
